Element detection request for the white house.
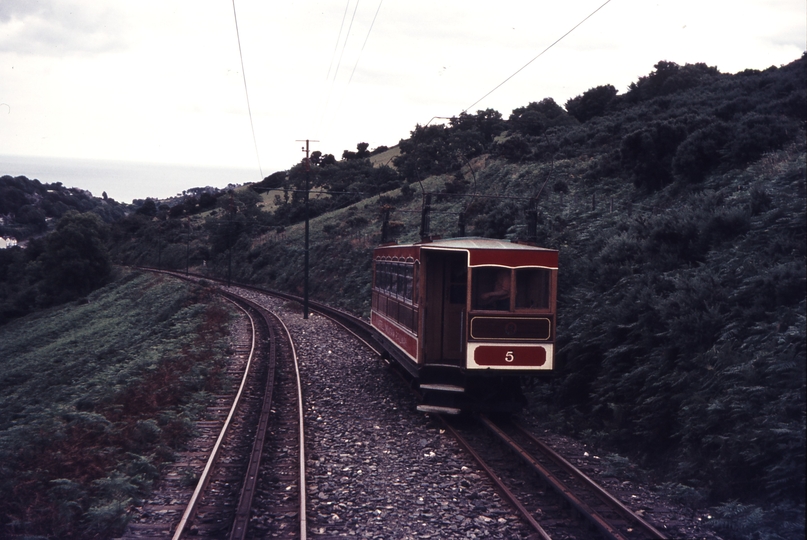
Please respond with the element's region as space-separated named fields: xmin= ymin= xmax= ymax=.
xmin=0 ymin=237 xmax=18 ymax=249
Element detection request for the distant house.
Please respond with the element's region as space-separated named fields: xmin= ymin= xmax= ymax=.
xmin=0 ymin=237 xmax=18 ymax=249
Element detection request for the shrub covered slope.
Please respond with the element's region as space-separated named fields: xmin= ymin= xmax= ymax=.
xmin=0 ymin=271 xmax=234 ymax=538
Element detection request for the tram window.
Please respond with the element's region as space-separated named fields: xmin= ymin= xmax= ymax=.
xmin=376 ymin=261 xmax=416 ymax=302
xmin=404 ymin=266 xmax=414 ymax=301
xmin=412 ymin=263 xmax=419 ymax=304
xmin=472 ymin=268 xmax=511 ymax=311
xmin=395 ymin=264 xmax=406 ymax=298
xmin=388 ymin=264 xmax=395 ymax=295
xmin=515 ymin=268 xmax=550 ymax=309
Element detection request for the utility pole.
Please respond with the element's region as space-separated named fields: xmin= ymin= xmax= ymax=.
xmin=297 ymin=139 xmax=318 ymax=319
xmin=185 ymin=215 xmax=191 ymax=276
xmin=227 ymin=192 xmax=236 ymax=287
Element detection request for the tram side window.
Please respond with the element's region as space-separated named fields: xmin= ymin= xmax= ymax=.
xmin=404 ymin=265 xmax=413 ymax=301
xmin=472 ymin=267 xmax=511 ymax=311
xmin=515 ymin=268 xmax=550 ymax=309
xmin=375 ymin=261 xmax=416 ymax=303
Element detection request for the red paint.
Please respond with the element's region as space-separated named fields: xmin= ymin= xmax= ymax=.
xmin=469 ymin=249 xmax=558 ymax=268
xmin=372 ymin=311 xmax=419 ymax=360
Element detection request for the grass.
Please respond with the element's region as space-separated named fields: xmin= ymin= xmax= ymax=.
xmin=0 ymin=269 xmax=236 ymax=538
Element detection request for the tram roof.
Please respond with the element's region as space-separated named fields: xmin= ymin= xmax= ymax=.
xmin=374 ymin=237 xmax=558 ymax=268
xmin=421 ymin=237 xmax=555 ymax=251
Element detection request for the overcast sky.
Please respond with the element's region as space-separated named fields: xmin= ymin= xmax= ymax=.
xmin=1 ymin=0 xmax=805 ymax=184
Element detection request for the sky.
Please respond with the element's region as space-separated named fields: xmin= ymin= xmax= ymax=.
xmin=1 ymin=0 xmax=805 ymax=198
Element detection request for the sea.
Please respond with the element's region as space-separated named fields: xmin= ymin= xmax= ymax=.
xmin=0 ymin=154 xmax=264 ymax=204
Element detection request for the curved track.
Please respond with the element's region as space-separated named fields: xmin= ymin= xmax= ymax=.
xmin=121 ymin=281 xmax=307 ymax=539
xmin=171 ymin=293 xmax=308 ymax=540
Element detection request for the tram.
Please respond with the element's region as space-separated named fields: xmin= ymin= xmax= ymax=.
xmin=371 ymin=237 xmax=558 ymax=413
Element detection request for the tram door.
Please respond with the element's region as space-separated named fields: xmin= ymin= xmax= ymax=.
xmin=423 ymin=251 xmax=467 ymax=364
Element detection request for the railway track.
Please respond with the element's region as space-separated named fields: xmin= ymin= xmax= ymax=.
xmin=121 ymin=290 xmax=307 ymax=539
xmin=440 ymin=413 xmax=668 ymax=540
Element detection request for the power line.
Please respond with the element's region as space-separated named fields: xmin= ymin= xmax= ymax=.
xmin=315 ymin=0 xmax=351 ymax=131
xmin=231 ymin=0 xmax=264 ymax=179
xmin=346 ymin=0 xmax=384 ymax=86
xmin=464 ymin=0 xmax=613 ymax=113
xmin=333 ymin=1 xmax=361 ymax=86
xmin=331 ymin=0 xmax=384 ymax=131
xmin=318 ymin=0 xmax=361 ymax=136
xmin=325 ymin=1 xmax=352 ymax=83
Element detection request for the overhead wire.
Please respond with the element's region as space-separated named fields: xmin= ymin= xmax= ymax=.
xmin=463 ymin=0 xmax=613 ymax=113
xmin=333 ymin=1 xmax=361 ymax=88
xmin=319 ymin=0 xmax=388 ymax=146
xmin=329 ymin=0 xmax=385 ymax=137
xmin=346 ymin=0 xmax=384 ymax=86
xmin=325 ymin=1 xmax=352 ymax=83
xmin=313 ymin=0 xmax=351 ymax=135
xmin=231 ymin=0 xmax=263 ymax=179
xmin=317 ymin=0 xmax=361 ymax=137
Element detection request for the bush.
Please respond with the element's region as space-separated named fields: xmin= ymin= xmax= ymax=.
xmin=725 ymin=113 xmax=797 ymax=168
xmin=673 ymin=122 xmax=733 ymax=183
xmin=620 ymin=121 xmax=688 ymax=190
xmin=509 ymin=98 xmax=576 ymax=136
xmin=565 ymin=84 xmax=618 ymax=122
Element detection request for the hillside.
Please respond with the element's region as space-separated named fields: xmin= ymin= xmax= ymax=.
xmin=0 ymin=271 xmax=235 ymax=538
xmin=0 ymin=175 xmax=128 ymax=241
xmin=4 ymin=54 xmax=805 ymax=537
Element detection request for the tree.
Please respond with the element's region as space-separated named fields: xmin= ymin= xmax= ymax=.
xmin=620 ymin=121 xmax=688 ymax=191
xmin=509 ymin=98 xmax=576 ymax=136
xmin=136 ymin=199 xmax=157 ymax=217
xmin=450 ymin=109 xmax=506 ymax=143
xmin=565 ymin=85 xmax=618 ymax=122
xmin=258 ymin=171 xmax=286 ymax=189
xmin=342 ymin=142 xmax=371 ymax=160
xmin=41 ymin=212 xmax=112 ymax=303
xmin=626 ymin=61 xmax=719 ymax=102
xmin=393 ymin=124 xmax=456 ymax=181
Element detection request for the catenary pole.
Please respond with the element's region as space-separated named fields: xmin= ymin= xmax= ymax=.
xmin=297 ymin=139 xmax=318 ymax=319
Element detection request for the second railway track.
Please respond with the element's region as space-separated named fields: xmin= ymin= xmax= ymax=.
xmin=441 ymin=413 xmax=668 ymax=540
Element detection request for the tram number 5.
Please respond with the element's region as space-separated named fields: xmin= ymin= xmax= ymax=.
xmin=505 ymin=351 xmax=515 ymax=363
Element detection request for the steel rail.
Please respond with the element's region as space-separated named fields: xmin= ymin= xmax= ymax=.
xmin=511 ymin=420 xmax=667 ymax=539
xmin=172 ymin=297 xmax=257 ymax=540
xmin=228 ymin=302 xmax=278 ymax=540
xmin=272 ymin=310 xmax=308 ymax=540
xmin=139 ymin=267 xmax=311 ymax=538
xmin=435 ymin=415 xmax=552 ymax=540
xmin=479 ymin=414 xmax=621 ymax=539
xmin=479 ymin=415 xmax=667 ymax=540
xmin=137 ymin=267 xmax=378 ymax=343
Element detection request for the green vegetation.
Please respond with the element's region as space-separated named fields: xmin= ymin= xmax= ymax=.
xmin=0 ymin=175 xmax=127 ymax=241
xmin=0 ymin=211 xmax=114 ymax=324
xmin=0 ymin=271 xmax=234 ymax=538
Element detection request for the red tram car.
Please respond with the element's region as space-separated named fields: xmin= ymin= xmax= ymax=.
xmin=371 ymin=238 xmax=558 ymax=414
